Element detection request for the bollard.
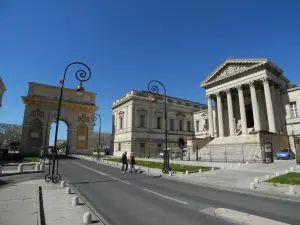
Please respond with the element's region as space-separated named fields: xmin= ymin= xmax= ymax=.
xmin=265 ymin=175 xmax=270 ymax=180
xmin=246 ymin=161 xmax=249 ymax=164
xmin=83 ymin=212 xmax=92 ymax=225
xmin=297 ymin=165 xmax=300 ymax=169
xmin=288 ymin=186 xmax=296 ymax=195
xmin=285 ymin=170 xmax=289 ymax=174
xmin=290 ymin=167 xmax=294 ymax=172
xmin=221 ymin=166 xmax=224 ymax=170
xmin=40 ymin=164 xmax=44 ymax=170
xmin=65 ymin=187 xmax=71 ymax=194
xmin=211 ymin=167 xmax=214 ymax=171
xmin=254 ymin=178 xmax=259 ymax=184
xmin=199 ymin=169 xmax=202 ymax=173
xmin=275 ymin=172 xmax=280 ymax=176
xmin=185 ymin=170 xmax=189 ymax=175
xmin=250 ymin=182 xmax=256 ymax=189
xmin=169 ymin=171 xmax=172 ymax=176
xmin=61 ymin=181 xmax=66 ymax=187
xmin=18 ymin=164 xmax=24 ymax=172
xmin=72 ymin=196 xmax=79 ymax=206
xmin=238 ymin=163 xmax=241 ymax=167
xmin=35 ymin=163 xmax=40 ymax=171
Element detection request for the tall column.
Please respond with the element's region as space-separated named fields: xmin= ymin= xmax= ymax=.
xmin=275 ymin=87 xmax=286 ymax=133
xmin=213 ymin=98 xmax=218 ymax=137
xmin=226 ymin=89 xmax=235 ymax=136
xmin=237 ymin=85 xmax=248 ymax=135
xmin=262 ymin=77 xmax=276 ymax=133
xmin=270 ymin=84 xmax=279 ymax=132
xmin=216 ymin=92 xmax=224 ymax=138
xmin=249 ymin=81 xmax=261 ymax=131
xmin=207 ymin=95 xmax=214 ymax=137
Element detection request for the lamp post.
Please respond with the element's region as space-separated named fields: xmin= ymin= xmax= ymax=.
xmin=92 ymin=113 xmax=102 ymax=160
xmin=42 ymin=109 xmax=58 ymax=162
xmin=148 ymin=80 xmax=171 ymax=173
xmin=45 ymin=62 xmax=91 ymax=183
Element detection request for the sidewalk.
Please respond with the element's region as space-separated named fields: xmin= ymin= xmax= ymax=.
xmin=0 ymin=177 xmax=105 ymax=225
xmin=0 ymin=182 xmax=39 ymax=225
xmin=20 ymin=179 xmax=105 ymax=225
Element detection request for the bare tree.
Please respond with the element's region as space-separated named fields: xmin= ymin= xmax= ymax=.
xmin=0 ymin=123 xmax=22 ymax=148
xmin=92 ymin=132 xmax=112 ymax=150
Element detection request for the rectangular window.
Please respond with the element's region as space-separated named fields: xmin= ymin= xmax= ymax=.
xmin=118 ymin=143 xmax=121 ymax=151
xmin=179 ymin=120 xmax=183 ymax=131
xmin=170 ymin=119 xmax=174 ymax=131
xmin=140 ymin=114 xmax=146 ymax=128
xmin=196 ymin=120 xmax=200 ymax=132
xmin=204 ymin=119 xmax=209 ymax=130
xmin=119 ymin=117 xmax=123 ymax=129
xmin=157 ymin=117 xmax=161 ymax=129
xmin=291 ymin=102 xmax=298 ymax=118
xmin=187 ymin=121 xmax=191 ymax=132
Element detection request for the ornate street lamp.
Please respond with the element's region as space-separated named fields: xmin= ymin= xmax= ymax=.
xmin=148 ymin=80 xmax=171 ymax=173
xmin=42 ymin=109 xmax=58 ymax=162
xmin=92 ymin=113 xmax=102 ymax=160
xmin=45 ymin=62 xmax=91 ymax=183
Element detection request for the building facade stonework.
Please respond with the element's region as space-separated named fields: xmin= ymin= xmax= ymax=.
xmin=20 ymin=82 xmax=98 ymax=156
xmin=112 ymin=90 xmax=207 ymax=157
xmin=112 ymin=59 xmax=300 ymax=161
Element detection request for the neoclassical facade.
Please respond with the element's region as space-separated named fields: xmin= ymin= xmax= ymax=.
xmin=20 ymin=82 xmax=98 ymax=156
xmin=112 ymin=90 xmax=207 ymax=157
xmin=0 ymin=76 xmax=6 ymax=109
xmin=112 ymin=59 xmax=300 ymax=161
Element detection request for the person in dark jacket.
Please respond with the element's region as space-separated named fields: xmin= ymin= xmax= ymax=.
xmin=129 ymin=153 xmax=137 ymax=173
xmin=121 ymin=152 xmax=128 ymax=172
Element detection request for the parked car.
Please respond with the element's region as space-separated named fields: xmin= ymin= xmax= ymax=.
xmin=276 ymin=148 xmax=295 ymax=160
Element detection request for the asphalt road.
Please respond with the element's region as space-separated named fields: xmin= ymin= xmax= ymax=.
xmin=56 ymin=158 xmax=300 ymax=225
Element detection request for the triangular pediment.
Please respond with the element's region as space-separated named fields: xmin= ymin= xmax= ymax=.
xmin=201 ymin=59 xmax=270 ymax=88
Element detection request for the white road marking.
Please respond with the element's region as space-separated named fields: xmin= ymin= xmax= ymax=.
xmin=109 ymin=176 xmax=132 ymax=185
xmin=72 ymin=161 xmax=131 ymax=185
xmin=72 ymin=161 xmax=107 ymax=176
xmin=199 ymin=207 xmax=216 ymax=216
xmin=143 ymin=189 xmax=188 ymax=205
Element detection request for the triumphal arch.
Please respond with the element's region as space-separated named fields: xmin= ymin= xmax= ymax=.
xmin=20 ymin=82 xmax=98 ymax=156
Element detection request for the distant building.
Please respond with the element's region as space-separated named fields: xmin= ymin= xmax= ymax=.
xmin=56 ymin=139 xmax=66 ymax=147
xmin=111 ymin=90 xmax=207 ymax=157
xmin=0 ymin=76 xmax=7 ymax=108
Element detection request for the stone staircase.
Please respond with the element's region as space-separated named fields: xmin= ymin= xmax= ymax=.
xmin=198 ymin=134 xmax=262 ymax=162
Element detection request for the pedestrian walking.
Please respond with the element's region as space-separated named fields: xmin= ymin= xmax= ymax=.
xmin=121 ymin=151 xmax=128 ymax=172
xmin=130 ymin=153 xmax=137 ymax=173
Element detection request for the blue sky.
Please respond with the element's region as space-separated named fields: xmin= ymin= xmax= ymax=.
xmin=1 ymin=0 xmax=300 ymax=142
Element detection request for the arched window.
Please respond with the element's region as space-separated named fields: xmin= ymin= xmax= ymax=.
xmin=76 ymin=123 xmax=88 ymax=149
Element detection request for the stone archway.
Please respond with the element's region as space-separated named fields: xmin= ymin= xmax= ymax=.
xmin=20 ymin=82 xmax=98 ymax=156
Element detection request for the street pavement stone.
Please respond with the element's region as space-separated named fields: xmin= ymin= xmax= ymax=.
xmin=0 ymin=184 xmax=38 ymax=225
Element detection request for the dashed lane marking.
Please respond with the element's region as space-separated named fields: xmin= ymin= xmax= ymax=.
xmin=143 ymin=188 xmax=188 ymax=205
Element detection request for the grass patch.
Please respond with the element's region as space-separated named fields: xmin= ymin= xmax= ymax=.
xmin=266 ymin=172 xmax=300 ymax=186
xmin=105 ymin=158 xmax=211 ymax=173
xmin=22 ymin=157 xmax=40 ymax=162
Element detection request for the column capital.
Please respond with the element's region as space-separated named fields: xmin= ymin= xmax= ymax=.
xmin=216 ymin=92 xmax=221 ymax=97
xmin=206 ymin=94 xmax=212 ymax=100
xmin=225 ymin=89 xmax=232 ymax=94
xmin=237 ymin=85 xmax=243 ymax=91
xmin=248 ymin=81 xmax=255 ymax=88
xmin=261 ymin=77 xmax=271 ymax=84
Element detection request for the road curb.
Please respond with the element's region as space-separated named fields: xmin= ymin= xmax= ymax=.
xmin=0 ymin=170 xmax=44 ymax=177
xmin=214 ymin=208 xmax=290 ymax=225
xmin=65 ymin=180 xmax=111 ymax=225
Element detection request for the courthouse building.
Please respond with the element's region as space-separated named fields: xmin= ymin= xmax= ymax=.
xmin=112 ymin=59 xmax=300 ymax=161
xmin=0 ymin=76 xmax=6 ymax=109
